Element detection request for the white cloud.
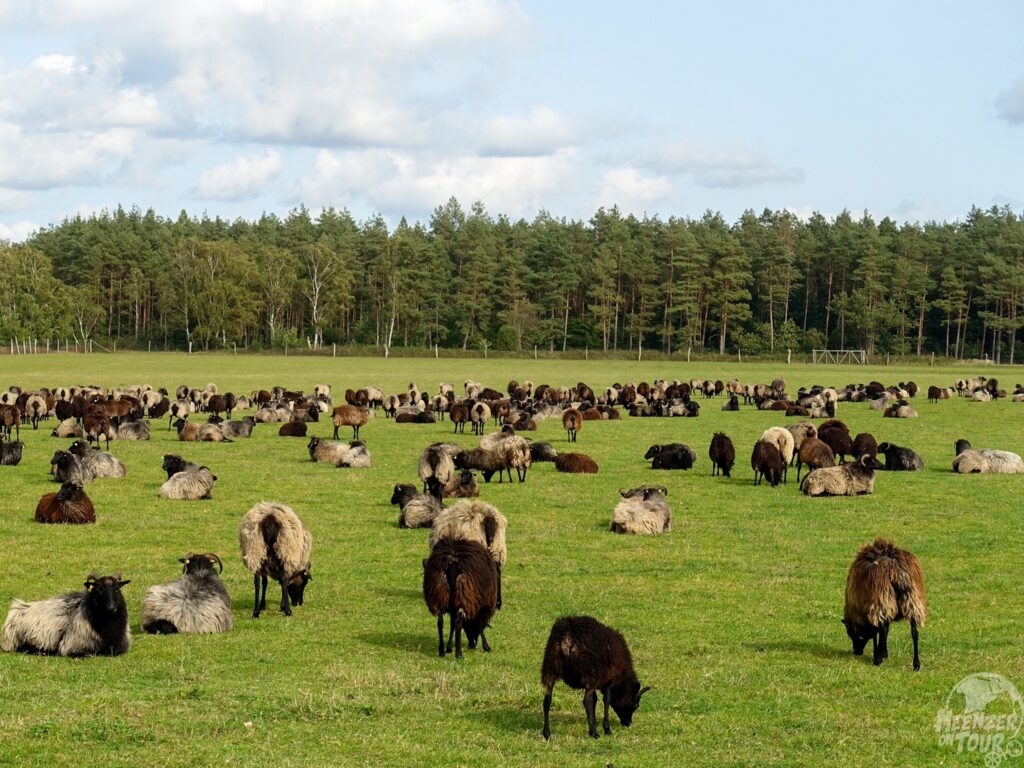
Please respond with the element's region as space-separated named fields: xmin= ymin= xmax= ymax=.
xmin=0 ymin=188 xmax=34 ymax=213
xmin=480 ymin=106 xmax=576 ymax=156
xmin=594 ymin=167 xmax=672 ymax=214
xmin=195 ymin=149 xmax=282 ymax=200
xmin=995 ymin=76 xmax=1024 ymax=125
xmin=652 ymin=142 xmax=803 ymax=188
xmin=0 ymin=122 xmax=137 ymax=189
xmin=0 ymin=220 xmax=40 ymax=242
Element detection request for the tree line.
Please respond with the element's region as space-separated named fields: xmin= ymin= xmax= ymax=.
xmin=1 ymin=199 xmax=1021 ymax=361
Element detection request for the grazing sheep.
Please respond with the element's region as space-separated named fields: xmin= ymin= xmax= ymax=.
xmin=800 ymin=454 xmax=884 ymax=496
xmin=393 ymin=480 xmax=445 ymax=529
xmin=708 ymin=432 xmax=735 ymax=477
xmin=644 ymin=443 xmax=696 ymax=470
xmin=443 ymin=469 xmax=479 ymax=498
xmin=218 ymin=416 xmax=256 ymax=439
xmin=759 ymin=427 xmax=795 ymax=481
xmin=795 ymin=437 xmax=835 ymax=483
xmin=35 ymin=482 xmax=95 ymax=524
xmin=238 ymin=502 xmax=312 ymax=618
xmin=422 ymin=538 xmax=498 ymax=658
xmin=541 ymin=615 xmax=650 ymax=740
xmin=952 ymin=439 xmax=1024 ymax=474
xmin=927 ymin=385 xmax=946 ymax=403
xmin=50 ymin=450 xmax=94 ymax=485
xmin=469 ymin=402 xmax=491 ymax=436
xmin=1 ymin=574 xmax=131 ymax=657
xmin=818 ymin=422 xmax=854 ymax=463
xmin=530 ymin=442 xmax=558 ymax=462
xmin=140 ymin=554 xmax=233 ymax=635
xmin=554 ymin=453 xmax=599 ymax=474
xmin=877 ymin=442 xmax=924 ymax=472
xmin=843 ymin=538 xmax=926 ymax=670
xmin=751 ymin=440 xmax=784 ymax=487
xmin=0 ymin=440 xmax=23 ymax=466
xmin=786 ymin=421 xmax=818 ymax=464
xmin=51 ymin=418 xmax=85 ymax=438
xmin=457 ymin=432 xmax=532 ymax=483
xmin=562 ymin=408 xmax=582 ymax=442
xmin=428 ymin=499 xmax=507 ymax=609
xmin=160 ymin=466 xmax=217 ymax=500
xmin=418 ymin=442 xmax=462 ymax=489
xmin=332 ymin=405 xmax=369 ymax=440
xmin=611 ymin=486 xmax=671 ymax=534
xmin=68 ymin=440 xmax=126 ymax=479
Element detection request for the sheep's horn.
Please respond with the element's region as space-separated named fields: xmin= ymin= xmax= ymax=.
xmin=656 ymin=486 xmax=668 ymax=496
xmin=638 ymin=686 xmax=652 ymax=699
xmin=618 ymin=488 xmax=628 ymax=496
xmin=206 ymin=553 xmax=224 ymax=574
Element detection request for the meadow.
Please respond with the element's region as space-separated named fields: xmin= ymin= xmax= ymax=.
xmin=0 ymin=354 xmax=1022 ymax=767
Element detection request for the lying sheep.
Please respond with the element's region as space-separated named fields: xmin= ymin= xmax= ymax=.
xmin=392 ymin=480 xmax=444 ymax=529
xmin=219 ymin=416 xmax=256 ymax=439
xmin=140 ymin=553 xmax=233 ymax=634
xmin=50 ymin=450 xmax=95 ymax=485
xmin=952 ymin=439 xmax=1024 ymax=474
xmin=554 ymin=453 xmax=599 ymax=474
xmin=35 ymin=482 xmax=95 ymax=524
xmin=160 ymin=466 xmax=217 ymax=500
xmin=644 ymin=444 xmax=695 ymax=470
xmin=238 ymin=502 xmax=313 ymax=618
xmin=68 ymin=440 xmax=126 ymax=479
xmin=162 ymin=454 xmax=199 ymax=479
xmin=877 ymin=442 xmax=924 ymax=471
xmin=0 ymin=440 xmax=23 ymax=466
xmin=51 ymin=418 xmax=84 ymax=438
xmin=114 ymin=419 xmax=151 ymax=440
xmin=443 ymin=469 xmax=479 ymax=498
xmin=800 ymin=454 xmax=884 ymax=496
xmin=610 ymin=486 xmax=671 ymax=534
xmin=530 ymin=442 xmax=558 ymax=462
xmin=1 ymin=574 xmax=131 ymax=657
xmin=417 ymin=442 xmax=461 ymax=489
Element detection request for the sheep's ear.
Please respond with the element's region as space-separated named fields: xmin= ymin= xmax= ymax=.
xmin=84 ymin=579 xmax=95 ymax=590
xmin=638 ymin=686 xmax=651 ymax=700
xmin=179 ymin=557 xmax=188 ymax=564
xmin=118 ymin=580 xmax=131 ymax=588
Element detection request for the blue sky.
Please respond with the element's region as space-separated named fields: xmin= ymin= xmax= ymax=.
xmin=0 ymin=1 xmax=1022 ymax=240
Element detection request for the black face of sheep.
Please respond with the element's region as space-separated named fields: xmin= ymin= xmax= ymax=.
xmin=162 ymin=454 xmax=189 ymax=478
xmin=179 ymin=553 xmax=223 ymax=575
xmin=286 ymin=570 xmax=311 ymax=606
xmin=610 ymin=681 xmax=650 ymax=727
xmin=84 ymin=574 xmax=131 ymax=625
xmin=56 ymin=481 xmax=82 ymax=503
xmin=954 ymin=438 xmax=971 ymax=456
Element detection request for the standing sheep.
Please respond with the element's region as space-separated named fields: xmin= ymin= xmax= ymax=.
xmin=563 ymin=408 xmax=583 ymax=443
xmin=428 ymin=500 xmax=507 ymax=609
xmin=422 ymin=538 xmax=498 ymax=658
xmin=795 ymin=437 xmax=835 ymax=483
xmin=332 ymin=405 xmax=370 ymax=440
xmin=140 ymin=553 xmax=233 ymax=634
xmin=708 ymin=433 xmax=735 ymax=477
xmin=751 ymin=440 xmax=784 ymax=487
xmin=759 ymin=427 xmax=795 ymax=481
xmin=238 ymin=502 xmax=312 ymax=618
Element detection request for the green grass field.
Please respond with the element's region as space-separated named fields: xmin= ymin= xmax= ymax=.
xmin=0 ymin=354 xmax=1021 ymax=767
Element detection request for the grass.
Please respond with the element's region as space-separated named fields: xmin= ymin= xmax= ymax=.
xmin=0 ymin=354 xmax=1022 ymax=767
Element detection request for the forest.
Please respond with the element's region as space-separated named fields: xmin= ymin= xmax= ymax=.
xmin=1 ymin=199 xmax=1021 ymax=361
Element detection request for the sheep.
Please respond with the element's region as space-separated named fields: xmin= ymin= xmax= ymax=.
xmin=175 ymin=418 xmax=231 ymax=442
xmin=418 ymin=442 xmax=462 ymax=490
xmin=562 ymin=408 xmax=582 ymax=442
xmin=843 ymin=538 xmax=926 ymax=670
xmin=443 ymin=469 xmax=480 ymax=498
xmin=952 ymin=439 xmax=1024 ymax=474
xmin=278 ymin=420 xmax=308 ymax=438
xmin=50 ymin=450 xmax=95 ymax=485
xmin=51 ymin=418 xmax=84 ymax=438
xmin=541 ymin=615 xmax=650 ymax=740
xmin=0 ymin=440 xmax=23 ymax=466
xmin=337 ymin=440 xmax=372 ymax=468
xmin=759 ymin=427 xmax=795 ymax=481
xmin=751 ymin=440 xmax=784 ymax=487
xmin=114 ymin=419 xmax=151 ymax=441
xmin=877 ymin=442 xmax=925 ymax=471
xmin=308 ymin=436 xmax=364 ymax=467
xmin=314 ymin=384 xmax=331 ymax=400
xmin=35 ymin=482 xmax=95 ymax=524
xmin=800 ymin=454 xmax=884 ymax=496
xmin=24 ymin=393 xmax=48 ymax=429
xmin=883 ymin=399 xmax=918 ymax=418
xmin=428 ymin=499 xmax=507 ymax=609
xmin=644 ymin=443 xmax=696 ymax=470
xmin=393 ymin=480 xmax=445 ymax=529
xmin=161 ymin=453 xmax=198 ymax=480
xmin=795 ymin=437 xmax=835 ymax=483
xmin=554 ymin=453 xmax=599 ymax=474
xmin=708 ymin=432 xmax=735 ymax=477
xmin=422 ymin=538 xmax=498 ymax=658
xmin=972 ymin=388 xmax=992 ymax=402
xmin=786 ymin=421 xmax=818 ymax=464
xmin=457 ymin=432 xmax=532 ymax=483
xmin=160 ymin=466 xmax=217 ymax=500
xmin=218 ymin=416 xmax=256 ymax=439
xmin=140 ymin=554 xmax=233 ymax=635
xmin=332 ymin=405 xmax=369 ymax=440
xmin=721 ymin=394 xmax=740 ymax=412
xmin=0 ymin=403 xmax=22 ymax=441
xmin=469 ymin=402 xmax=491 ymax=436
xmin=611 ymin=486 xmax=671 ymax=534
xmin=530 ymin=442 xmax=558 ymax=462
xmin=238 ymin=502 xmax=313 ymax=618
xmin=68 ymin=440 xmax=126 ymax=479
xmin=1 ymin=574 xmax=131 ymax=657
xmin=819 ymin=422 xmax=854 ymax=463
xmin=851 ymin=433 xmax=878 ymax=460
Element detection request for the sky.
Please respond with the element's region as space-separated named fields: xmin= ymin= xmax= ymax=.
xmin=0 ymin=1 xmax=1023 ymax=241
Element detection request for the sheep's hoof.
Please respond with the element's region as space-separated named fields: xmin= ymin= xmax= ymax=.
xmin=603 ymin=726 xmax=612 ymax=735
xmin=251 ymin=612 xmax=260 ymax=619
xmin=542 ymin=729 xmax=550 ymax=741
xmin=282 ymin=608 xmax=292 ymax=617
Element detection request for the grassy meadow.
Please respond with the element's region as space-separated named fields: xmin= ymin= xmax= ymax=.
xmin=0 ymin=353 xmax=1022 ymax=767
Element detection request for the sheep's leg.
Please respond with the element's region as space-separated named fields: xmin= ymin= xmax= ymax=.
xmin=601 ymin=685 xmax=612 ymax=735
xmin=453 ymin=612 xmax=464 ymax=659
xmin=583 ymin=690 xmax=599 ymax=738
xmin=252 ymin=575 xmax=263 ymax=618
xmin=436 ymin=613 xmax=446 ymax=657
xmin=445 ymin=616 xmax=456 ymax=654
xmin=911 ymin=618 xmax=921 ymax=671
xmin=479 ymin=628 xmax=491 ymax=652
xmin=259 ymin=575 xmax=268 ymax=612
xmin=496 ymin=564 xmax=502 ymax=610
xmin=872 ymin=625 xmax=885 ymax=666
xmin=353 ymin=425 xmax=359 ymax=440
xmin=796 ymin=461 xmax=802 ymax=483
xmin=782 ymin=462 xmax=788 ymax=484
xmin=332 ymin=424 xmax=339 ymax=439
xmin=881 ymin=621 xmax=890 ymax=659
xmin=279 ymin=578 xmax=292 ymax=616
xmin=542 ymin=685 xmax=554 ymax=740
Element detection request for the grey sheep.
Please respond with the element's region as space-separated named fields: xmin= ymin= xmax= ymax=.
xmin=219 ymin=416 xmax=256 ymax=439
xmin=800 ymin=454 xmax=885 ymax=497
xmin=160 ymin=466 xmax=217 ymax=500
xmin=140 ymin=553 xmax=233 ymax=634
xmin=417 ymin=442 xmax=462 ymax=489
xmin=610 ymin=486 xmax=671 ymax=534
xmin=51 ymin=418 xmax=85 ymax=438
xmin=952 ymin=439 xmax=1024 ymax=474
xmin=238 ymin=502 xmax=312 ymax=618
xmin=50 ymin=450 xmax=95 ymax=485
xmin=392 ymin=480 xmax=444 ymax=529
xmin=68 ymin=440 xmax=126 ymax=479
xmin=115 ymin=420 xmax=151 ymax=440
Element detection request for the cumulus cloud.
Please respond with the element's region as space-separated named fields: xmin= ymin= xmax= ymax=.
xmin=995 ymin=76 xmax=1024 ymax=124
xmin=594 ymin=167 xmax=673 ymax=214
xmin=0 ymin=122 xmax=137 ymax=189
xmin=195 ymin=149 xmax=282 ymax=201
xmin=0 ymin=220 xmax=41 ymax=242
xmin=651 ymin=143 xmax=803 ymax=188
xmin=479 ymin=106 xmax=576 ymax=156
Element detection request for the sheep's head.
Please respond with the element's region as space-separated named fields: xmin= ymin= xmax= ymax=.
xmin=56 ymin=482 xmax=82 ymax=502
xmin=179 ymin=553 xmax=223 ymax=575
xmin=643 ymin=445 xmax=663 ymax=460
xmin=609 ymin=680 xmax=651 ymax=727
xmin=858 ymin=454 xmax=885 ymax=471
xmin=307 ymin=437 xmax=320 ymax=459
xmin=954 ymin=438 xmax=972 ymax=456
xmin=84 ymin=574 xmax=130 ymax=614
xmin=287 ymin=568 xmax=311 ymax=606
xmin=842 ymin=618 xmax=871 ymax=655
xmin=162 ymin=454 xmax=189 ymax=476
xmin=391 ymin=483 xmax=418 ymax=506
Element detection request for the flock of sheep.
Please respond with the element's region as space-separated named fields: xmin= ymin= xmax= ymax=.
xmin=0 ymin=370 xmax=1019 ymax=738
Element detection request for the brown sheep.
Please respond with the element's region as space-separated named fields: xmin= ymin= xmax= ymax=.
xmin=278 ymin=420 xmax=308 ymax=438
xmin=795 ymin=437 xmax=835 ymax=483
xmin=562 ymin=408 xmax=582 ymax=442
xmin=422 ymin=538 xmax=498 ymax=658
xmin=554 ymin=453 xmax=599 ymax=474
xmin=751 ymin=440 xmax=784 ymax=486
xmin=449 ymin=404 xmax=469 ymax=433
xmin=332 ymin=405 xmax=369 ymax=440
xmin=35 ymin=482 xmax=95 ymax=524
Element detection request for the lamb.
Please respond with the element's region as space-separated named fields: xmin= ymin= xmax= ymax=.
xmin=554 ymin=453 xmax=599 ymax=474
xmin=218 ymin=416 xmax=256 ymax=439
xmin=140 ymin=554 xmax=233 ymax=635
xmin=1 ymin=574 xmax=131 ymax=657
xmin=759 ymin=427 xmax=795 ymax=481
xmin=428 ymin=499 xmax=507 ymax=609
xmin=50 ymin=450 xmax=95 ymax=485
xmin=332 ymin=405 xmax=370 ymax=440
xmin=0 ymin=440 xmax=23 ymax=466
xmin=160 ymin=466 xmax=217 ymax=500
xmin=35 ymin=482 xmax=95 ymax=524
xmin=68 ymin=440 xmax=126 ymax=479
xmin=877 ymin=442 xmax=925 ymax=471
xmin=843 ymin=538 xmax=926 ymax=670
xmin=952 ymin=439 xmax=1024 ymax=474
xmin=541 ymin=615 xmax=650 ymax=740
xmin=392 ymin=480 xmax=444 ymax=529
xmin=751 ymin=440 xmax=784 ymax=487
xmin=422 ymin=538 xmax=498 ymax=658
xmin=417 ymin=442 xmax=462 ymax=489
xmin=800 ymin=454 xmax=884 ymax=496
xmin=795 ymin=437 xmax=835 ymax=483
xmin=562 ymin=408 xmax=583 ymax=442
xmin=644 ymin=443 xmax=696 ymax=470
xmin=610 ymin=486 xmax=671 ymax=534
xmin=238 ymin=502 xmax=313 ymax=618
xmin=51 ymin=418 xmax=84 ymax=438
xmin=708 ymin=432 xmax=735 ymax=477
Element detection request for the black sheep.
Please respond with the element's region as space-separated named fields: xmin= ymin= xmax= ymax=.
xmin=541 ymin=615 xmax=650 ymax=740
xmin=0 ymin=440 xmax=23 ymax=466
xmin=708 ymin=432 xmax=735 ymax=477
xmin=877 ymin=442 xmax=925 ymax=471
xmin=422 ymin=539 xmax=498 ymax=659
xmin=751 ymin=440 xmax=784 ymax=487
xmin=644 ymin=443 xmax=695 ymax=470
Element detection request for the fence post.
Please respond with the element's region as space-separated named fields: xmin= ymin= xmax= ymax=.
xmin=148 ymin=340 xmax=152 ymax=354
xmin=435 ymin=344 xmax=439 ymax=359
xmin=113 ymin=340 xmax=116 ymax=353
xmin=738 ymin=349 xmax=742 ymax=363
xmin=333 ymin=343 xmax=336 ymax=358
xmin=787 ymin=348 xmax=792 ymax=365
xmin=585 ymin=347 xmax=589 ymax=360
xmin=188 ymin=341 xmax=192 ymax=355
xmin=687 ymin=345 xmax=691 ymax=363
xmin=534 ymin=345 xmax=537 ymax=360
xmin=233 ymin=342 xmax=237 ymax=356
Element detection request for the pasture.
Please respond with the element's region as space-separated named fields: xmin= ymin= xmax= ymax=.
xmin=0 ymin=354 xmax=1022 ymax=767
